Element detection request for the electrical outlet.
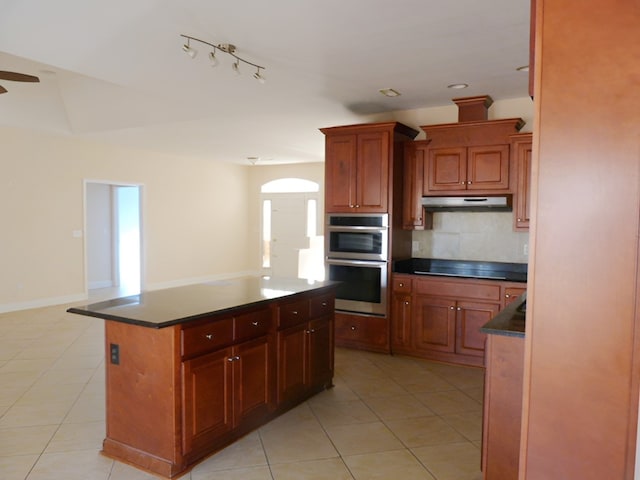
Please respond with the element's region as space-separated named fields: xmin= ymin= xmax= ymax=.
xmin=110 ymin=343 xmax=120 ymax=365
xmin=523 ymin=243 xmax=529 ymax=256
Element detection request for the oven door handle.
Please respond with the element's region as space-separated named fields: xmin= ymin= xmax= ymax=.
xmin=326 ymin=258 xmax=387 ymax=267
xmin=326 ymin=225 xmax=388 ymax=233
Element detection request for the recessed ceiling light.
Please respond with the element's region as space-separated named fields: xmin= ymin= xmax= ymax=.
xmin=516 ymin=65 xmax=530 ymax=72
xmin=447 ymin=83 xmax=469 ymax=90
xmin=379 ymin=88 xmax=401 ymax=97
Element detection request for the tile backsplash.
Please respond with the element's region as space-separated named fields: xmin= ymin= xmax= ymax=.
xmin=411 ymin=211 xmax=529 ymax=264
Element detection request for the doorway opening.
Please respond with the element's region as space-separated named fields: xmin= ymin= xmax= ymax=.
xmin=86 ymin=182 xmax=142 ymax=298
xmin=260 ymin=178 xmax=323 ymax=280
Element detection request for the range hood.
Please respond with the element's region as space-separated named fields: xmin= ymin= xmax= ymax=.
xmin=421 ymin=195 xmax=512 ymax=212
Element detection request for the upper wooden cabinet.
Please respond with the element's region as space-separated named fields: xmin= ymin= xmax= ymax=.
xmin=426 ymin=144 xmax=510 ymax=193
xmin=511 ymin=133 xmax=533 ymax=231
xmin=321 ymin=122 xmax=418 ymax=213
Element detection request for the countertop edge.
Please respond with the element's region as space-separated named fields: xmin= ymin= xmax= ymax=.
xmin=480 ymin=292 xmax=526 ymax=338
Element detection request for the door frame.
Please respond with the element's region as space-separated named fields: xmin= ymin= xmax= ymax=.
xmin=83 ymin=179 xmax=144 ymax=295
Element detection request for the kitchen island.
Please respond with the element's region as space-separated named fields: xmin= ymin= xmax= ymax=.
xmin=68 ymin=276 xmax=337 ymax=479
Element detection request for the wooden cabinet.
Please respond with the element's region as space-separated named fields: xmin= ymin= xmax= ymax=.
xmin=391 ymin=274 xmax=518 ymax=367
xmin=402 ymin=111 xmax=525 ymax=230
xmin=511 ymin=133 xmax=533 ymax=231
xmin=277 ymin=293 xmax=334 ymax=407
xmin=100 ymin=287 xmax=335 ymax=479
xmin=426 ymin=144 xmax=510 ymax=194
xmin=321 ymin=122 xmax=418 ymax=213
xmin=334 ymin=312 xmax=389 ymax=353
xmin=391 ymin=275 xmax=413 ymax=350
xmin=482 ymin=333 xmax=524 ymax=479
xmin=503 ymin=285 xmax=526 ymax=307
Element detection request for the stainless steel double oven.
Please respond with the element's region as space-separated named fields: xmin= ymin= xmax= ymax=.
xmin=325 ymin=213 xmax=388 ymax=316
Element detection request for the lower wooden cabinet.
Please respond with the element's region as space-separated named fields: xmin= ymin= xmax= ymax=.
xmin=334 ymin=312 xmax=389 ymax=353
xmin=391 ymin=274 xmax=524 ymax=366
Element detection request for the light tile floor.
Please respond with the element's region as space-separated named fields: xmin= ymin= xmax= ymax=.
xmin=0 ymin=297 xmax=485 ymax=480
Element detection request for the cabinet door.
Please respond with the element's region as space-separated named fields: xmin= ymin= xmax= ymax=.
xmin=277 ymin=323 xmax=308 ymax=405
xmin=426 ymin=147 xmax=467 ymax=192
xmin=325 ymin=134 xmax=357 ymax=212
xmin=455 ymin=300 xmax=499 ymax=357
xmin=466 ymin=145 xmax=510 ymax=191
xmin=514 ymin=138 xmax=533 ymax=229
xmin=413 ymin=296 xmax=456 ymax=353
xmin=307 ymin=317 xmax=333 ymax=391
xmin=233 ymin=337 xmax=271 ymax=428
xmin=356 ymin=131 xmax=389 ymax=212
xmin=182 ymin=347 xmax=233 ymax=455
xmin=403 ymin=141 xmax=428 ymax=229
xmin=391 ymin=293 xmax=412 ymax=349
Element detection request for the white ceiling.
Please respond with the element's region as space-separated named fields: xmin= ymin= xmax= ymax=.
xmin=0 ymin=0 xmax=531 ymax=165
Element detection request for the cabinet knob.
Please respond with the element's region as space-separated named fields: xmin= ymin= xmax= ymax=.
xmin=252 ymin=321 xmax=259 ymax=326
xmin=205 ymin=334 xmax=214 ymax=340
xmin=292 ymin=310 xmax=298 ymax=315
xmin=355 ymin=204 xmax=360 ymax=208
xmin=517 ymin=218 xmax=522 ymax=222
xmin=450 ymin=306 xmax=455 ymax=310
xmin=227 ymin=355 xmax=240 ymax=362
xmin=404 ymin=301 xmax=409 ymax=305
xmin=457 ymin=307 xmax=462 ymax=311
xmin=505 ymin=294 xmax=511 ymax=298
xmin=467 ymin=181 xmax=472 ymax=185
xmin=306 ymin=329 xmax=316 ymax=334
xmin=399 ymin=283 xmax=404 ymax=287
xmin=350 ymin=325 xmax=357 ymax=331
xmin=321 ymin=302 xmax=327 ymax=307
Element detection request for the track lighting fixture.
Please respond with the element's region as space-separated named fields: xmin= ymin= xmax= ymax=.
xmin=180 ymin=34 xmax=266 ymax=83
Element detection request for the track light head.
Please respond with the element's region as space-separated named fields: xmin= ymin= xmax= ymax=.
xmin=232 ymin=61 xmax=241 ymax=75
xmin=182 ymin=39 xmax=197 ymax=58
xmin=253 ymin=68 xmax=266 ymax=84
xmin=208 ymin=50 xmax=219 ymax=67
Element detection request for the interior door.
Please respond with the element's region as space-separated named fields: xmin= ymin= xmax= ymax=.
xmin=268 ymin=195 xmax=309 ymax=278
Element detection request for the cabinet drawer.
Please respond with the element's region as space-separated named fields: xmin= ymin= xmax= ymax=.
xmin=278 ymin=298 xmax=310 ymax=329
xmin=309 ymin=293 xmax=334 ymax=318
xmin=182 ymin=317 xmax=234 ymax=358
xmin=334 ymin=314 xmax=388 ymax=348
xmin=415 ymin=277 xmax=501 ymax=302
xmin=234 ymin=309 xmax=272 ymax=342
xmin=392 ymin=276 xmax=412 ymax=293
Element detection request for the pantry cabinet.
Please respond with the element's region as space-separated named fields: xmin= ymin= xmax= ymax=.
xmin=321 ymin=122 xmax=418 ymax=213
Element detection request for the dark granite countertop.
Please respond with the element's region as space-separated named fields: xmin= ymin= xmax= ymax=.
xmin=393 ymin=258 xmax=527 ymax=283
xmin=481 ymin=292 xmax=526 ymax=338
xmin=67 ymin=276 xmax=338 ymax=329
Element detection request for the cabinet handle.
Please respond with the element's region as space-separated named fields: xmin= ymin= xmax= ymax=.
xmin=251 ymin=321 xmax=259 ymax=326
xmin=306 ymin=329 xmax=316 ymax=334
xmin=205 ymin=334 xmax=214 ymax=340
xmin=227 ymin=355 xmax=240 ymax=362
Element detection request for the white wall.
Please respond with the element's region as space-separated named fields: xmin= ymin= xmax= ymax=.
xmin=0 ymin=127 xmax=252 ymax=312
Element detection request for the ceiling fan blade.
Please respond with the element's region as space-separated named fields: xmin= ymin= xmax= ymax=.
xmin=0 ymin=85 xmax=7 ymax=94
xmin=0 ymin=71 xmax=40 ymax=83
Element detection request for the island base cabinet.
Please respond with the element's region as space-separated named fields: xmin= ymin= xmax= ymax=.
xmin=98 ymin=287 xmax=335 ymax=479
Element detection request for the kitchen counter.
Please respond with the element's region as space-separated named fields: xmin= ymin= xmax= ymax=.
xmin=481 ymin=291 xmax=526 ymax=338
xmin=68 ymin=276 xmax=337 ymax=328
xmin=393 ymin=258 xmax=527 ymax=283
